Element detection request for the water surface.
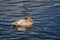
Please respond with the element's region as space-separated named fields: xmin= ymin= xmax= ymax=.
xmin=0 ymin=0 xmax=60 ymax=40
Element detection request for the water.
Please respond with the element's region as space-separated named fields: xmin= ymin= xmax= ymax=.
xmin=0 ymin=0 xmax=60 ymax=40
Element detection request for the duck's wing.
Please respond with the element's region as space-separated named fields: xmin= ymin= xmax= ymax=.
xmin=12 ymin=19 xmax=26 ymax=25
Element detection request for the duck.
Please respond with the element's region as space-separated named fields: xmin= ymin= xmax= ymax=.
xmin=12 ymin=16 xmax=33 ymax=32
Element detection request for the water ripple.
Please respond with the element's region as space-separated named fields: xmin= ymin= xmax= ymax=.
xmin=0 ymin=0 xmax=60 ymax=40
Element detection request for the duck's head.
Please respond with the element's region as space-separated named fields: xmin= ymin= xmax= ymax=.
xmin=25 ymin=16 xmax=33 ymax=23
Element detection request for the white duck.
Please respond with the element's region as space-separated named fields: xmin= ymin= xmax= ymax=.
xmin=12 ymin=16 xmax=33 ymax=32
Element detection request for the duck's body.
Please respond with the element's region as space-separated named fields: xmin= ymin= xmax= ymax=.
xmin=12 ymin=16 xmax=33 ymax=32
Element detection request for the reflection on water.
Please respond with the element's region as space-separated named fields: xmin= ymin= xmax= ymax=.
xmin=0 ymin=0 xmax=60 ymax=40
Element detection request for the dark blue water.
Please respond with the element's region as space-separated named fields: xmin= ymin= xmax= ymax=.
xmin=0 ymin=0 xmax=60 ymax=40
